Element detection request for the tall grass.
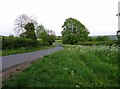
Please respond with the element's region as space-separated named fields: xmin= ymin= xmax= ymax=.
xmin=2 ymin=45 xmax=118 ymax=87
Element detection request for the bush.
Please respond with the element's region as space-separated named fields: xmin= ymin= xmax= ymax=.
xmin=76 ymin=41 xmax=117 ymax=46
xmin=47 ymin=35 xmax=56 ymax=45
xmin=2 ymin=36 xmax=38 ymax=50
xmin=37 ymin=41 xmax=50 ymax=46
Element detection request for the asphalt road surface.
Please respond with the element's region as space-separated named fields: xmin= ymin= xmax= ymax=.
xmin=1 ymin=45 xmax=64 ymax=71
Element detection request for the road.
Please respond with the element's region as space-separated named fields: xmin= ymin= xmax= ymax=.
xmin=1 ymin=45 xmax=64 ymax=71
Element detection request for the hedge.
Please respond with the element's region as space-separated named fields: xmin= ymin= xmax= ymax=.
xmin=2 ymin=36 xmax=38 ymax=50
xmin=75 ymin=41 xmax=117 ymax=46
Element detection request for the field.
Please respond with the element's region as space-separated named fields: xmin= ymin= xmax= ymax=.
xmin=2 ymin=45 xmax=118 ymax=87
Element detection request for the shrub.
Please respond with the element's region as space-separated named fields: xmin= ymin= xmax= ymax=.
xmin=2 ymin=36 xmax=38 ymax=50
xmin=76 ymin=41 xmax=117 ymax=46
xmin=37 ymin=41 xmax=50 ymax=46
xmin=47 ymin=35 xmax=56 ymax=45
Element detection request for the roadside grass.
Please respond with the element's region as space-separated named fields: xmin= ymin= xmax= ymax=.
xmin=1 ymin=45 xmax=55 ymax=56
xmin=2 ymin=45 xmax=118 ymax=87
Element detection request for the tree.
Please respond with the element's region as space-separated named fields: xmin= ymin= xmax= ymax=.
xmin=102 ymin=36 xmax=110 ymax=41
xmin=20 ymin=23 xmax=37 ymax=40
xmin=36 ymin=25 xmax=45 ymax=38
xmin=96 ymin=36 xmax=110 ymax=41
xmin=36 ymin=25 xmax=48 ymax=42
xmin=14 ymin=14 xmax=37 ymax=36
xmin=36 ymin=25 xmax=56 ymax=45
xmin=56 ymin=36 xmax=62 ymax=40
xmin=61 ymin=17 xmax=89 ymax=44
xmin=47 ymin=35 xmax=56 ymax=45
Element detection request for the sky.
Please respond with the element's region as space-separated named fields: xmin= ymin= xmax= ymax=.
xmin=0 ymin=0 xmax=119 ymax=36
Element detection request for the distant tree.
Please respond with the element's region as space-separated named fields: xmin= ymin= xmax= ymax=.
xmin=102 ymin=36 xmax=110 ymax=41
xmin=36 ymin=25 xmax=45 ymax=38
xmin=40 ymin=31 xmax=48 ymax=42
xmin=88 ymin=37 xmax=92 ymax=41
xmin=56 ymin=36 xmax=62 ymax=40
xmin=45 ymin=29 xmax=56 ymax=36
xmin=36 ymin=25 xmax=56 ymax=45
xmin=14 ymin=14 xmax=37 ymax=36
xmin=9 ymin=34 xmax=14 ymax=37
xmin=36 ymin=25 xmax=48 ymax=42
xmin=47 ymin=35 xmax=56 ymax=45
xmin=20 ymin=23 xmax=37 ymax=40
xmin=96 ymin=36 xmax=110 ymax=41
xmin=96 ymin=36 xmax=102 ymax=41
xmin=61 ymin=17 xmax=89 ymax=44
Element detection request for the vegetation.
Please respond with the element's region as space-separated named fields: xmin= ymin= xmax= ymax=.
xmin=47 ymin=35 xmax=56 ymax=45
xmin=36 ymin=25 xmax=56 ymax=45
xmin=76 ymin=41 xmax=117 ymax=46
xmin=61 ymin=17 xmax=89 ymax=44
xmin=20 ymin=23 xmax=37 ymax=40
xmin=56 ymin=36 xmax=62 ymax=40
xmin=1 ymin=14 xmax=56 ymax=56
xmin=1 ymin=35 xmax=56 ymax=56
xmin=2 ymin=36 xmax=37 ymax=50
xmin=88 ymin=36 xmax=110 ymax=42
xmin=14 ymin=14 xmax=56 ymax=45
xmin=14 ymin=14 xmax=37 ymax=36
xmin=2 ymin=45 xmax=55 ymax=56
xmin=2 ymin=45 xmax=118 ymax=87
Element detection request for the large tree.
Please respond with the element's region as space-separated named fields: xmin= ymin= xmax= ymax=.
xmin=61 ymin=17 xmax=89 ymax=44
xmin=14 ymin=14 xmax=37 ymax=36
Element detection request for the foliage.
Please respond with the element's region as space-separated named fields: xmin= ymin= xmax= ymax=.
xmin=36 ymin=25 xmax=56 ymax=45
xmin=61 ymin=17 xmax=89 ymax=44
xmin=96 ymin=36 xmax=110 ymax=41
xmin=76 ymin=41 xmax=117 ymax=46
xmin=47 ymin=35 xmax=56 ymax=45
xmin=3 ymin=45 xmax=118 ymax=87
xmin=56 ymin=36 xmax=62 ymax=40
xmin=20 ymin=23 xmax=37 ymax=40
xmin=54 ymin=40 xmax=62 ymax=45
xmin=88 ymin=37 xmax=96 ymax=42
xmin=2 ymin=36 xmax=37 ymax=50
xmin=36 ymin=25 xmax=45 ymax=38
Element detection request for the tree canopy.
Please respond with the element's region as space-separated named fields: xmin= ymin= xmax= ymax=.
xmin=61 ymin=17 xmax=89 ymax=44
xmin=20 ymin=23 xmax=37 ymax=40
xmin=36 ymin=24 xmax=56 ymax=45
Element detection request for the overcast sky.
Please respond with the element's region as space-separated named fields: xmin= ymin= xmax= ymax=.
xmin=0 ymin=0 xmax=119 ymax=36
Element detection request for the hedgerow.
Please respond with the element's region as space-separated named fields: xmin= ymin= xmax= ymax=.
xmin=2 ymin=36 xmax=38 ymax=50
xmin=75 ymin=41 xmax=117 ymax=46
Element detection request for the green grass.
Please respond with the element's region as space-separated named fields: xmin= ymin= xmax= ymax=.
xmin=2 ymin=45 xmax=118 ymax=87
xmin=1 ymin=45 xmax=55 ymax=56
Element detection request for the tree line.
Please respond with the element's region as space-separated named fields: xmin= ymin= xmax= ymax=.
xmin=14 ymin=14 xmax=56 ymax=45
xmin=2 ymin=14 xmax=115 ymax=50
